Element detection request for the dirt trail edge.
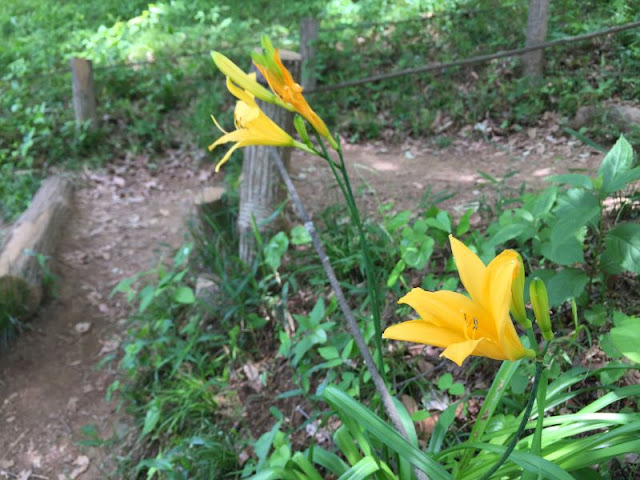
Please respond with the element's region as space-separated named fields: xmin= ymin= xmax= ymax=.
xmin=0 ymin=151 xmax=209 ymax=478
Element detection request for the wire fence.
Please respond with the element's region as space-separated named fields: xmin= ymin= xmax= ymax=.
xmin=12 ymin=17 xmax=640 ymax=99
xmin=12 ymin=2 xmax=632 ymax=84
xmin=306 ymin=20 xmax=640 ymax=94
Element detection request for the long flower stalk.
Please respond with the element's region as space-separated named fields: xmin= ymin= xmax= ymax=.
xmin=477 ymin=342 xmax=549 ymax=480
xmin=268 ymin=148 xmax=405 ymax=433
xmin=317 ymin=139 xmax=386 ymax=375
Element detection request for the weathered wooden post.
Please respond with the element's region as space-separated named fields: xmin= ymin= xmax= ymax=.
xmin=70 ymin=57 xmax=98 ymax=130
xmin=523 ymin=0 xmax=550 ymax=78
xmin=300 ymin=16 xmax=319 ymax=89
xmin=237 ymin=51 xmax=301 ymax=264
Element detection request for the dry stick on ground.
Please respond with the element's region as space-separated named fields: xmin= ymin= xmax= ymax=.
xmin=270 ymin=149 xmax=430 ymax=480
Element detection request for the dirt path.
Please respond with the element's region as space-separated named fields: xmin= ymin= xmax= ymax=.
xmin=0 ymin=131 xmax=600 ymax=478
xmin=0 ymin=150 xmax=211 ymax=479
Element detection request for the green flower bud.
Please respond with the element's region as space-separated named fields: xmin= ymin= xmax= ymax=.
xmin=293 ymin=115 xmax=313 ymax=149
xmin=510 ymin=253 xmax=531 ymax=328
xmin=530 ymin=277 xmax=553 ymax=341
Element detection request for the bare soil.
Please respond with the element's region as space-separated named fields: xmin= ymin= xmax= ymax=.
xmin=0 ymin=129 xmax=601 ymax=479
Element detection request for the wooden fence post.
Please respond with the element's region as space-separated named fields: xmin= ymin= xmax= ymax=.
xmin=70 ymin=57 xmax=98 ymax=130
xmin=523 ymin=0 xmax=550 ymax=78
xmin=237 ymin=51 xmax=301 ymax=264
xmin=300 ymin=17 xmax=319 ymax=89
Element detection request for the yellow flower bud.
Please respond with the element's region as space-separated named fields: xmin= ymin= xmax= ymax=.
xmin=530 ymin=277 xmax=553 ymax=341
xmin=510 ymin=253 xmax=531 ymax=328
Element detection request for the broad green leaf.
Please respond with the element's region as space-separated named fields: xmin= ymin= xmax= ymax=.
xmin=456 ymin=208 xmax=473 ymax=236
xmin=412 ymin=410 xmax=431 ymax=421
xmin=608 ymin=315 xmax=640 ymax=363
xmin=487 ymin=223 xmax=530 ymax=248
xmin=290 ymin=225 xmax=312 ymax=245
xmin=530 ymin=186 xmax=558 ymax=217
xmin=138 ymin=284 xmax=156 ymax=313
xmin=544 ymin=268 xmax=588 ymax=307
xmin=547 ymin=173 xmax=593 ymax=189
xmin=402 ymin=235 xmax=434 ymax=268
xmin=255 ymin=421 xmax=282 ymax=470
xmin=425 ymin=211 xmax=452 ymax=233
xmin=437 ymin=373 xmax=453 ymax=391
xmin=597 ymin=135 xmax=635 ymax=193
xmin=173 ymin=243 xmax=193 ymax=266
xmin=553 ymin=189 xmax=600 ymax=232
xmin=601 ymin=223 xmax=640 ymax=274
xmin=540 ymin=228 xmax=586 ymax=266
xmin=583 ymin=305 xmax=607 ymax=327
xmin=448 ymin=383 xmax=465 ymax=396
xmin=142 ymin=404 xmax=161 ymax=437
xmin=386 ymin=210 xmax=412 ymax=232
xmin=318 ymin=346 xmax=340 ymax=360
xmin=173 ymin=286 xmax=195 ymax=304
xmin=264 ymin=231 xmax=289 ymax=270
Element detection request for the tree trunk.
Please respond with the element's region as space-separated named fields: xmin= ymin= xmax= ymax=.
xmin=523 ymin=0 xmax=550 ymax=78
xmin=300 ymin=16 xmax=319 ymax=90
xmin=70 ymin=57 xmax=98 ymax=130
xmin=0 ymin=176 xmax=74 ymax=316
xmin=237 ymin=51 xmax=301 ymax=264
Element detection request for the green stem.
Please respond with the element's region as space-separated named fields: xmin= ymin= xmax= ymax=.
xmin=478 ymin=345 xmax=549 ymax=480
xmin=335 ymin=148 xmax=386 ymax=377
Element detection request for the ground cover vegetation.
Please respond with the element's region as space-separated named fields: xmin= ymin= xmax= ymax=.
xmin=2 ymin=0 xmax=639 ymax=219
xmin=2 ymin=0 xmax=640 ymax=478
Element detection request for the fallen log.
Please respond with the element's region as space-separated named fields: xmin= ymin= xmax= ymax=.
xmin=0 ymin=176 xmax=74 ymax=316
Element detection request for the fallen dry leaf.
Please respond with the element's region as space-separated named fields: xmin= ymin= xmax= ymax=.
xmin=74 ymin=322 xmax=91 ymax=334
xmin=69 ymin=455 xmax=90 ymax=479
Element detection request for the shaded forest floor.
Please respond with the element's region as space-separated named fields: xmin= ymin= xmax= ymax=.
xmin=0 ymin=128 xmax=600 ymax=478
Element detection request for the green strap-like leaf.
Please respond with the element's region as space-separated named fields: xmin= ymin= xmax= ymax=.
xmin=323 ymin=386 xmax=453 ymax=480
xmin=338 ymin=456 xmax=380 ymax=480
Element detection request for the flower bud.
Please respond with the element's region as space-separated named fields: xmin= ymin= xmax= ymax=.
xmin=293 ymin=115 xmax=313 ymax=149
xmin=510 ymin=253 xmax=531 ymax=328
xmin=530 ymin=277 xmax=553 ymax=341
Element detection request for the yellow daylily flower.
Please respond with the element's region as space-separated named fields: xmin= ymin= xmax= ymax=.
xmin=208 ymin=76 xmax=312 ymax=172
xmin=383 ymin=235 xmax=536 ymax=366
xmin=211 ymin=51 xmax=278 ymax=105
xmin=252 ymin=36 xmax=338 ymax=149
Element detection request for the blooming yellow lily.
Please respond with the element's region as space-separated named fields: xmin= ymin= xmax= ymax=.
xmin=252 ymin=36 xmax=338 ymax=149
xmin=383 ymin=235 xmax=536 ymax=366
xmin=209 ymin=76 xmax=313 ymax=172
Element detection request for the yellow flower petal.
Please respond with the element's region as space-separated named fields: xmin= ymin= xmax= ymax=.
xmin=484 ymin=250 xmax=519 ymax=338
xmin=253 ymin=39 xmax=336 ymax=147
xmin=208 ymin=78 xmax=295 ymax=171
xmin=383 ymin=320 xmax=466 ymax=348
xmin=449 ymin=235 xmax=486 ymax=304
xmin=441 ymin=339 xmax=483 ymax=366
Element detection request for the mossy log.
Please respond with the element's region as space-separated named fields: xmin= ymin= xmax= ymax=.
xmin=0 ymin=176 xmax=74 ymax=316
